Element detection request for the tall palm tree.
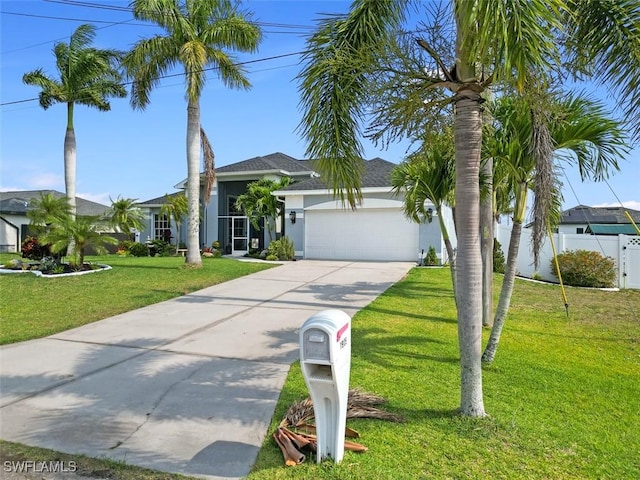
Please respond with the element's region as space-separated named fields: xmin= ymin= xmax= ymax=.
xmin=107 ymin=196 xmax=145 ymax=240
xmin=23 ymin=24 xmax=126 ymax=219
xmin=123 ymin=0 xmax=262 ymax=267
xmin=482 ymin=92 xmax=628 ymax=363
xmin=297 ymin=0 xmax=640 ymax=417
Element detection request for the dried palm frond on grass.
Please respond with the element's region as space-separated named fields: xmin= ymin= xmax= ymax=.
xmin=274 ymin=388 xmax=404 ymax=466
xmin=280 ymin=388 xmax=404 ymax=429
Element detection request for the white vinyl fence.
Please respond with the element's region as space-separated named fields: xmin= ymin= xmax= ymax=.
xmin=495 ymin=224 xmax=640 ymax=289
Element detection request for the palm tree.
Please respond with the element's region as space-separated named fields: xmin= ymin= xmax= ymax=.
xmin=27 ymin=192 xmax=72 ymax=235
xmin=482 ymin=92 xmax=628 ymax=363
xmin=391 ymin=133 xmax=457 ymax=296
xmin=123 ymin=0 xmax=262 ymax=267
xmin=297 ymin=0 xmax=640 ymax=417
xmin=23 ymin=24 xmax=126 ymax=219
xmin=235 ymin=177 xmax=292 ymax=243
xmin=42 ymin=215 xmax=117 ymax=268
xmin=160 ymin=193 xmax=188 ymax=248
xmin=107 ymin=196 xmax=145 ymax=241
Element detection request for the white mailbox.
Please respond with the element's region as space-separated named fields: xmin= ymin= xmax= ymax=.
xmin=299 ymin=309 xmax=351 ymax=463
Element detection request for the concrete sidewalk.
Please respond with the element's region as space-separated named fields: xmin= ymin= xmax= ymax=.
xmin=0 ymin=260 xmax=413 ymax=479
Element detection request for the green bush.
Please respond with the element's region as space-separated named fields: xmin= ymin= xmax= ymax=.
xmin=267 ymin=236 xmax=295 ymax=261
xmin=424 ymin=246 xmax=439 ymax=266
xmin=150 ymin=239 xmax=175 ymax=256
xmin=129 ymin=242 xmax=149 ymax=257
xmin=552 ymin=249 xmax=617 ymax=288
xmin=119 ymin=240 xmax=134 ymax=252
xmin=493 ymin=239 xmax=506 ymax=274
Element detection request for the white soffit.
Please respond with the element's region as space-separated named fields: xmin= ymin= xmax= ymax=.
xmin=305 ymin=198 xmax=404 ymax=211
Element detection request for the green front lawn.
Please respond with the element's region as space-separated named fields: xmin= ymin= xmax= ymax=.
xmin=0 ymin=253 xmax=275 ymax=345
xmin=1 ymin=260 xmax=638 ymax=479
xmin=249 ymin=268 xmax=640 ymax=480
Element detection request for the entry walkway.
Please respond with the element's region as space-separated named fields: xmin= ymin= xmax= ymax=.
xmin=0 ymin=260 xmax=413 ymax=479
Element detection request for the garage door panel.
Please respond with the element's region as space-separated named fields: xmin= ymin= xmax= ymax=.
xmin=305 ymin=209 xmax=418 ymax=261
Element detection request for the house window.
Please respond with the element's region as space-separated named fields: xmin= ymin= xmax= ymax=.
xmin=576 ymin=227 xmax=584 ymax=234
xmin=154 ymin=214 xmax=170 ymax=240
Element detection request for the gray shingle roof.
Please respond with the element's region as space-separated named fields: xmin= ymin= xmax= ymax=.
xmin=216 ymin=152 xmax=314 ymax=175
xmin=279 ymin=157 xmax=396 ymax=191
xmin=560 ymin=205 xmax=640 ymax=225
xmin=137 ymin=191 xmax=183 ymax=206
xmin=0 ymin=190 xmax=109 ymax=216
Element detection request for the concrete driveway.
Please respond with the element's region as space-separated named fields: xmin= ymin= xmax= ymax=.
xmin=0 ymin=260 xmax=413 ymax=480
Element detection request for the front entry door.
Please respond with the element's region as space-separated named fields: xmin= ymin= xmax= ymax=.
xmin=231 ymin=216 xmax=248 ymax=255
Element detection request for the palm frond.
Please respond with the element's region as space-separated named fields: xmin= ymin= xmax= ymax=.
xmin=280 ymin=388 xmax=405 ymax=429
xmin=565 ymin=0 xmax=640 ymax=141
xmin=200 ymin=126 xmax=215 ymax=204
xmin=465 ymin=0 xmax=564 ymax=90
xmin=297 ymin=0 xmax=407 ymax=208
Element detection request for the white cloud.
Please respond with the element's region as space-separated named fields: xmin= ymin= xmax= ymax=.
xmin=593 ymin=201 xmax=640 ymax=210
xmin=28 ymin=173 xmax=64 ymax=190
xmin=77 ymin=192 xmax=112 ymax=205
xmin=0 ymin=185 xmax=23 ymax=192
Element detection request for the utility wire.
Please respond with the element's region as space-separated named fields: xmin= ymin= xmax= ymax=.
xmin=43 ymin=0 xmax=314 ymax=30
xmin=1 ymin=9 xmax=312 ymax=55
xmin=1 ymin=51 xmax=303 ymax=107
xmin=560 ymin=165 xmax=638 ymax=321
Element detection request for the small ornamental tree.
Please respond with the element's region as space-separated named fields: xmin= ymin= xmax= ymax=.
xmin=552 ymin=249 xmax=617 ymax=288
xmin=424 ymin=246 xmax=439 ymax=266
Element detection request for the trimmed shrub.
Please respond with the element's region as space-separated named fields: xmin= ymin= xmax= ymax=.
xmin=552 ymin=249 xmax=617 ymax=288
xmin=21 ymin=236 xmax=52 ymax=260
xmin=493 ymin=239 xmax=506 ymax=274
xmin=268 ymin=236 xmax=295 ymax=261
xmin=129 ymin=242 xmax=149 ymax=257
xmin=150 ymin=239 xmax=175 ymax=256
xmin=424 ymin=246 xmax=439 ymax=266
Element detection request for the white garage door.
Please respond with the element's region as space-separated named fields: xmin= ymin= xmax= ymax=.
xmin=305 ymin=208 xmax=419 ymax=261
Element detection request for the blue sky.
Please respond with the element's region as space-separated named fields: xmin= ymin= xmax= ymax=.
xmin=1 ymin=0 xmax=639 ymax=212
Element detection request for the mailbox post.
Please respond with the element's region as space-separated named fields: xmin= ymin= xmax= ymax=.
xmin=299 ymin=309 xmax=351 ymax=463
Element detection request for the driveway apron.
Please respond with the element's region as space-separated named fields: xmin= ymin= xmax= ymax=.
xmin=0 ymin=260 xmax=413 ymax=480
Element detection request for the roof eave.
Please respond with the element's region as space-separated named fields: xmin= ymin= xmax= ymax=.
xmin=272 ymin=186 xmax=393 ymax=196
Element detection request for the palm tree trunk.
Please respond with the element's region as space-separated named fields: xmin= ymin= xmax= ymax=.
xmin=481 ymin=158 xmax=494 ymax=327
xmin=454 ymin=94 xmax=486 ymax=417
xmin=437 ymin=208 xmax=457 ymax=299
xmin=482 ymin=220 xmax=523 ymax=363
xmin=65 ymin=102 xmax=77 ymax=220
xmin=185 ymin=97 xmax=202 ymax=266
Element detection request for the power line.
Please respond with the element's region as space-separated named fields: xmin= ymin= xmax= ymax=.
xmin=2 ymin=10 xmax=146 ymax=25
xmin=1 ymin=51 xmax=303 ymax=107
xmin=43 ymin=0 xmax=314 ymax=30
xmin=1 ymin=8 xmax=312 ymax=55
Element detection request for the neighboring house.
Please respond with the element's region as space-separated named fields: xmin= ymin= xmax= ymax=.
xmin=138 ymin=153 xmax=317 ymax=254
xmin=556 ymin=205 xmax=640 ymax=235
xmin=138 ymin=152 xmax=455 ymax=262
xmin=0 ymin=190 xmax=110 ymax=253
